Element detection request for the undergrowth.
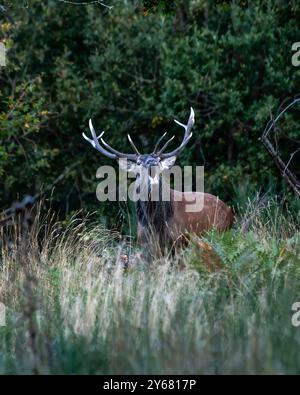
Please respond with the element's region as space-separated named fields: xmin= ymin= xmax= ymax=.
xmin=0 ymin=194 xmax=299 ymax=374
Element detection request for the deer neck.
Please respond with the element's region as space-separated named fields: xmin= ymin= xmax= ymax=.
xmin=136 ymin=176 xmax=173 ymax=231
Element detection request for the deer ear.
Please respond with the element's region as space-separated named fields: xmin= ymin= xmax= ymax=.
xmin=118 ymin=158 xmax=137 ymax=173
xmin=160 ymin=156 xmax=177 ymax=170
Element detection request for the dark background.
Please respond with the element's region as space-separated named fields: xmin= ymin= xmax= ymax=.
xmin=1 ymin=0 xmax=300 ymax=227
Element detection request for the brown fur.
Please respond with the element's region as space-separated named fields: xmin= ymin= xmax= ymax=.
xmin=137 ymin=189 xmax=234 ymax=253
xmin=171 ymin=190 xmax=234 ymax=235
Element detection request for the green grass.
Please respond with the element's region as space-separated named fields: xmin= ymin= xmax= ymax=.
xmin=0 ymin=195 xmax=299 ymax=374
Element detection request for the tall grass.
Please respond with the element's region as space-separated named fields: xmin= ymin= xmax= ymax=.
xmin=0 ymin=194 xmax=299 ymax=374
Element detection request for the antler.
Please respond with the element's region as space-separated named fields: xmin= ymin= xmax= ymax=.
xmin=82 ymin=119 xmax=138 ymax=161
xmin=83 ymin=109 xmax=194 ymax=161
xmin=158 ymin=108 xmax=195 ymax=159
xmin=127 ymin=134 xmax=141 ymax=155
xmin=156 ymin=135 xmax=175 ymax=156
xmin=152 ymin=132 xmax=167 ymax=154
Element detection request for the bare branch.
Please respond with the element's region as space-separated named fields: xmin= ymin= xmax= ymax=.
xmin=57 ymin=0 xmax=112 ymax=10
xmin=260 ymin=97 xmax=300 ymax=197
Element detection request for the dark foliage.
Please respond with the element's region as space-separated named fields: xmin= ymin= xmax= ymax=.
xmin=1 ymin=0 xmax=300 ymax=227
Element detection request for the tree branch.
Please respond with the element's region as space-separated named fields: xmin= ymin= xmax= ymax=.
xmin=260 ymin=97 xmax=300 ymax=197
xmin=57 ymin=0 xmax=112 ymax=9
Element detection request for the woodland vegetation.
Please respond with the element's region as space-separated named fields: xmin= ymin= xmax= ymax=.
xmin=0 ymin=0 xmax=299 ymax=375
xmin=1 ymin=0 xmax=300 ymax=225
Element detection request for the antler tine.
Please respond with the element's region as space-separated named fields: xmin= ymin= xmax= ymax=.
xmin=156 ymin=135 xmax=175 ymax=155
xmin=174 ymin=107 xmax=194 ymax=140
xmin=82 ymin=119 xmax=116 ymax=159
xmin=160 ymin=108 xmax=195 ymax=159
xmin=160 ymin=132 xmax=193 ymax=158
xmin=100 ymin=136 xmax=122 ymax=155
xmin=100 ymin=134 xmax=138 ymax=160
xmin=83 ymin=119 xmax=138 ymax=160
xmin=127 ymin=134 xmax=141 ymax=155
xmin=152 ymin=132 xmax=167 ymax=154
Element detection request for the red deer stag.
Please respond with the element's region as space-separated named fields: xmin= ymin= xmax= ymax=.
xmin=83 ymin=108 xmax=233 ymax=254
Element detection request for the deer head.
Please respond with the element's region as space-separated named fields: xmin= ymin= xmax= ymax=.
xmin=82 ymin=108 xmax=195 ymax=193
